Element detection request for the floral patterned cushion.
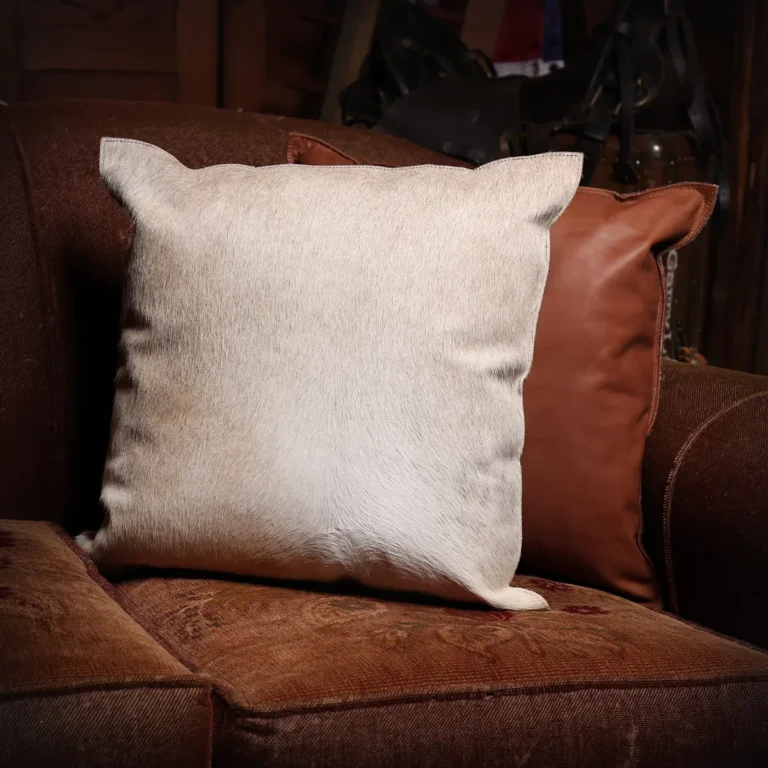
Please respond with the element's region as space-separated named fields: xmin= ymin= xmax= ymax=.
xmin=114 ymin=572 xmax=768 ymax=766
xmin=0 ymin=521 xmax=211 ymax=767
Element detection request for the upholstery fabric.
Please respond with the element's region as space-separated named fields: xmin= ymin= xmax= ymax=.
xmin=286 ymin=134 xmax=717 ymax=605
xmin=1 ymin=688 xmax=210 ymax=768
xmin=0 ymin=101 xmax=456 ymax=532
xmin=0 ymin=121 xmax=55 ymax=523
xmin=114 ymin=572 xmax=768 ymax=767
xmin=643 ymin=361 xmax=768 ymax=648
xmin=1 ymin=101 xmax=767 ymax=767
xmin=0 ymin=520 xmax=211 ymax=767
xmin=87 ymin=138 xmax=581 ymax=610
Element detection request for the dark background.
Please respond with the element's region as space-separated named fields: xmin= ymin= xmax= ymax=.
xmin=1 ymin=0 xmax=766 ymax=376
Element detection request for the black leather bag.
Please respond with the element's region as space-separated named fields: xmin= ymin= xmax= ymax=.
xmin=341 ymin=0 xmax=728 ymax=220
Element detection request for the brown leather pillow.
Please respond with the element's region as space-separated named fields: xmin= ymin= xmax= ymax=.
xmin=286 ymin=132 xmax=716 ymax=605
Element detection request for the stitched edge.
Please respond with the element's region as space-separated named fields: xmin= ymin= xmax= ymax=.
xmin=580 ymin=182 xmax=718 ymax=240
xmin=646 ymin=182 xmax=717 ymax=430
xmin=100 ymin=137 xmax=167 ymax=151
xmin=283 ymin=134 xmax=720 ymax=217
xmin=620 ymin=249 xmax=671 ymax=607
xmin=632 ymin=238 xmax=683 ymax=606
xmin=287 ymin=133 xmax=361 ymax=166
xmin=632 ymin=251 xmax=670 ymax=604
xmin=109 ymin=134 xmax=581 ymax=174
xmin=73 ymin=555 xmax=768 ymax=721
xmin=647 ymin=183 xmax=717 ymax=425
xmin=634 ymin=185 xmax=717 ymax=604
xmin=0 ymin=679 xmax=212 ymax=702
xmin=285 ymin=132 xmax=717 ymax=216
xmin=227 ymin=676 xmax=768 ymax=721
xmin=661 ymin=391 xmax=768 ymax=612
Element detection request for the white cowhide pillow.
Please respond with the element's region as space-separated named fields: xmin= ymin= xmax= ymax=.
xmin=81 ymin=138 xmax=581 ymax=610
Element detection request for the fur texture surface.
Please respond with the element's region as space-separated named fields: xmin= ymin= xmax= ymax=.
xmin=87 ymin=138 xmax=581 ymax=610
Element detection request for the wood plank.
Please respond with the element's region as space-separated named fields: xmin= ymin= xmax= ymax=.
xmin=22 ymin=70 xmax=175 ymax=101
xmin=176 ymin=0 xmax=218 ymax=105
xmin=220 ymin=0 xmax=266 ymax=112
xmin=279 ymin=66 xmax=325 ymax=95
xmin=0 ymin=0 xmax=21 ymax=102
xmin=260 ymin=79 xmax=312 ymax=117
xmin=320 ymin=0 xmax=378 ymax=123
xmin=20 ymin=0 xmax=175 ymax=29
xmin=725 ymin=0 xmax=768 ymax=372
xmin=705 ymin=0 xmax=766 ymax=372
xmin=22 ymin=25 xmax=175 ymax=72
xmin=267 ymin=8 xmax=327 ymax=69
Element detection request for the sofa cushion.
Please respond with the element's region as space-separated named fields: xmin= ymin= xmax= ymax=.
xmin=114 ymin=573 xmax=768 ymax=767
xmin=0 ymin=520 xmax=211 ymax=768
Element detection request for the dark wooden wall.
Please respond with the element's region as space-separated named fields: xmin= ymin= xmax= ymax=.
xmin=1 ymin=1 xmax=214 ymax=106
xmin=1 ymin=0 xmax=766 ymax=373
xmin=0 ymin=0 xmax=472 ymax=115
xmin=704 ymin=0 xmax=768 ymax=375
xmin=563 ymin=0 xmax=768 ymax=375
xmin=0 ymin=0 xmax=346 ymax=117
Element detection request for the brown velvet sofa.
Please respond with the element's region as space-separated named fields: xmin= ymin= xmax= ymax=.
xmin=1 ymin=100 xmax=767 ymax=768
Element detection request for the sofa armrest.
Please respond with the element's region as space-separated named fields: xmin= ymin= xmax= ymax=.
xmin=0 ymin=520 xmax=211 ymax=767
xmin=643 ymin=360 xmax=768 ymax=648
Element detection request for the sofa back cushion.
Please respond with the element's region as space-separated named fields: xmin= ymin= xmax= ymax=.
xmin=0 ymin=101 xmax=458 ymax=531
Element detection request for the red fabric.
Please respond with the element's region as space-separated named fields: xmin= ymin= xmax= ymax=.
xmin=493 ymin=0 xmax=545 ymax=62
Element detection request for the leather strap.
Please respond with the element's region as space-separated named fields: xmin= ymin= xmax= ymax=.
xmin=578 ymin=1 xmax=637 ymax=185
xmin=613 ymin=20 xmax=640 ymax=184
xmin=578 ymin=93 xmax=614 ymax=183
xmin=664 ymin=3 xmax=730 ymax=227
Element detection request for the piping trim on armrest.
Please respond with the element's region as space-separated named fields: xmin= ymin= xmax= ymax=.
xmin=661 ymin=391 xmax=768 ymax=612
